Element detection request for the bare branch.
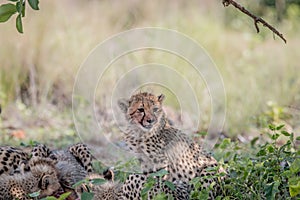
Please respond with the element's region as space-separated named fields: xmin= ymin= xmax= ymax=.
xmin=223 ymin=0 xmax=287 ymax=43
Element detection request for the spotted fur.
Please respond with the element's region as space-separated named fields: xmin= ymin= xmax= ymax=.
xmin=31 ymin=143 xmax=94 ymax=199
xmin=0 ymin=146 xmax=30 ymax=176
xmin=80 ymin=173 xmax=189 ymax=200
xmin=122 ymin=173 xmax=190 ymax=200
xmin=68 ymin=143 xmax=93 ymax=173
xmin=0 ymin=143 xmax=94 ymax=199
xmin=118 ymin=92 xmax=226 ymax=198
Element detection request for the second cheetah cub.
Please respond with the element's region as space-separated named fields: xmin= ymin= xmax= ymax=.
xmin=0 ymin=157 xmax=62 ymax=200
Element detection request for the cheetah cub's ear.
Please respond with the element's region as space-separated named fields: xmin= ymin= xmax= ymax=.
xmin=118 ymin=98 xmax=129 ymax=113
xmin=40 ymin=174 xmax=52 ymax=190
xmin=157 ymin=94 xmax=165 ymax=103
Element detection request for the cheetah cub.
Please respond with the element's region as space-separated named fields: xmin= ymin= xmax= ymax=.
xmin=31 ymin=143 xmax=93 ymax=183
xmin=30 ymin=143 xmax=94 ymax=199
xmin=118 ymin=92 xmax=225 ymax=197
xmin=0 ymin=157 xmax=62 ymax=200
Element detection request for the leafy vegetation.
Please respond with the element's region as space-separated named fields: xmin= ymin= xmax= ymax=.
xmin=75 ymin=124 xmax=299 ymax=200
xmin=116 ymin=124 xmax=300 ymax=200
xmin=0 ymin=0 xmax=39 ymax=33
xmin=212 ymin=124 xmax=300 ymax=199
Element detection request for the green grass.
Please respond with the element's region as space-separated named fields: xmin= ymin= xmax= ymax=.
xmin=0 ymin=0 xmax=299 ymax=142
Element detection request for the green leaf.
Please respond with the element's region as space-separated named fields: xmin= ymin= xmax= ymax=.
xmin=276 ymin=124 xmax=285 ymax=130
xmin=269 ymin=124 xmax=276 ymax=131
xmin=28 ymin=0 xmax=39 ymax=10
xmin=256 ymin=148 xmax=267 ymax=157
xmin=279 ymin=140 xmax=291 ymax=153
xmin=219 ymin=138 xmax=231 ymax=149
xmin=149 ymin=169 xmax=169 ymax=177
xmin=271 ymin=133 xmax=280 ymax=141
xmin=72 ymin=179 xmax=88 ymax=188
xmin=296 ymin=136 xmax=300 ymax=141
xmin=80 ymin=192 xmax=94 ymax=200
xmin=28 ymin=190 xmax=41 ymax=197
xmin=41 ymin=197 xmax=57 ymax=200
xmin=192 ymin=189 xmax=209 ymax=200
xmin=16 ymin=1 xmax=25 ymax=17
xmin=16 ymin=2 xmax=22 ymax=14
xmin=0 ymin=3 xmax=17 ymax=23
xmin=141 ymin=177 xmax=156 ymax=199
xmin=190 ymin=177 xmax=201 ymax=185
xmin=205 ymin=166 xmax=219 ymax=172
xmin=289 ymin=181 xmax=300 ymax=197
xmin=20 ymin=141 xmax=27 ymax=146
xmin=196 ymin=131 xmax=207 ymax=136
xmin=22 ymin=6 xmax=25 ymax=17
xmin=16 ymin=14 xmax=23 ymax=33
xmin=8 ymin=0 xmax=19 ymax=2
xmin=153 ymin=193 xmax=168 ymax=200
xmin=280 ymin=130 xmax=290 ymax=136
xmin=265 ymin=181 xmax=280 ymax=200
xmin=267 ymin=144 xmax=275 ymax=153
xmin=90 ymin=178 xmax=106 ymax=185
xmin=290 ymin=132 xmax=294 ymax=142
xmin=164 ymin=180 xmax=175 ymax=191
xmin=290 ymin=158 xmax=300 ymax=174
xmin=250 ymin=137 xmax=259 ymax=147
xmin=57 ymin=192 xmax=71 ymax=200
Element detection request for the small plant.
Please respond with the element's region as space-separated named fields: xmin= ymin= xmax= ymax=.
xmin=213 ymin=124 xmax=300 ymax=199
xmin=112 ymin=157 xmax=141 ymax=182
xmin=141 ymin=169 xmax=175 ymax=200
xmin=0 ymin=0 xmax=39 ymax=33
xmin=72 ymin=177 xmax=107 ymax=200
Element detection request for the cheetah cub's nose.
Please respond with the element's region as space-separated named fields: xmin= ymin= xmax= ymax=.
xmin=146 ymin=118 xmax=155 ymax=123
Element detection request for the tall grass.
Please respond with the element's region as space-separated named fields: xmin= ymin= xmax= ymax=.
xmin=0 ymin=0 xmax=299 ymax=139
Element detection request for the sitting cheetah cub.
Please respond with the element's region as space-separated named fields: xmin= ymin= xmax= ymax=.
xmin=118 ymin=92 xmax=225 ymax=197
xmin=0 ymin=157 xmax=62 ymax=200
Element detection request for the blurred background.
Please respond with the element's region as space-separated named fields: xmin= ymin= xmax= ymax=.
xmin=0 ymin=0 xmax=299 ymax=155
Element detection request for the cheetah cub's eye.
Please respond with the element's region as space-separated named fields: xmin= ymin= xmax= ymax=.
xmin=137 ymin=108 xmax=144 ymax=112
xmin=153 ymin=107 xmax=159 ymax=112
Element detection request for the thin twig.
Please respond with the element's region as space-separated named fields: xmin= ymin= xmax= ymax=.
xmin=223 ymin=0 xmax=287 ymax=43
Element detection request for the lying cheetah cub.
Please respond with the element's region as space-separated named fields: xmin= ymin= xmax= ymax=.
xmin=118 ymin=92 xmax=225 ymax=197
xmin=0 ymin=157 xmax=62 ymax=200
xmin=31 ymin=143 xmax=94 ymax=199
xmin=31 ymin=143 xmax=94 ymax=185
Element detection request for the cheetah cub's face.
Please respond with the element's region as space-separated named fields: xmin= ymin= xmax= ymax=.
xmin=29 ymin=157 xmax=62 ymax=197
xmin=118 ymin=92 xmax=165 ymax=131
